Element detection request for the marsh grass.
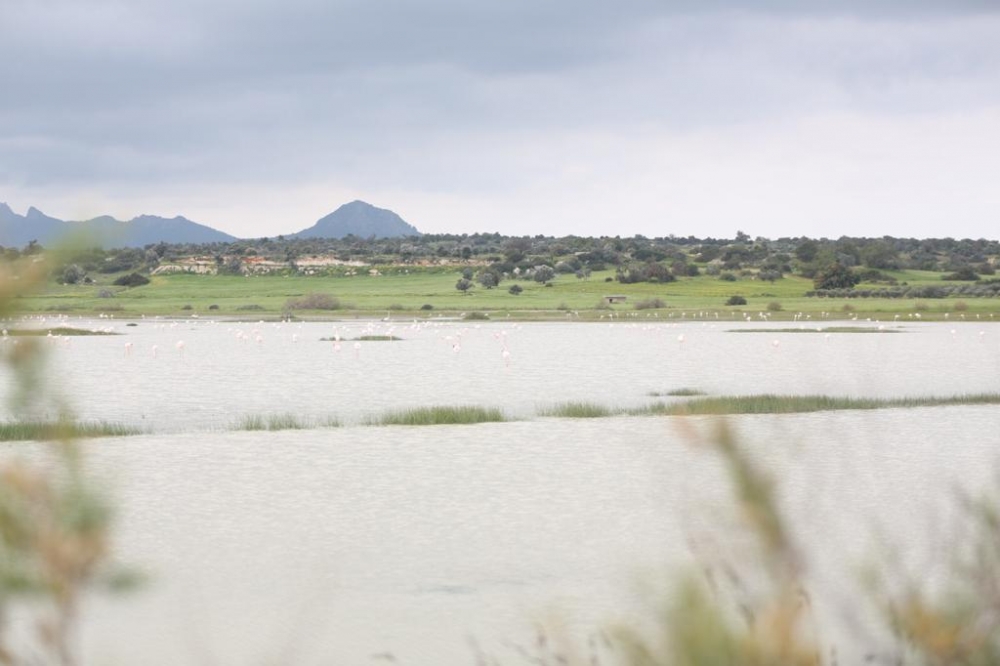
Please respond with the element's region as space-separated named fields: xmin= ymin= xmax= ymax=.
xmin=234 ymin=413 xmax=307 ymax=431
xmin=647 ymin=388 xmax=707 ymax=397
xmin=0 ymin=420 xmax=141 ymax=441
xmin=730 ymin=327 xmax=900 ymax=334
xmin=368 ymin=405 xmax=506 ymax=426
xmin=540 ymin=402 xmax=623 ymax=418
xmin=353 ymin=335 xmax=402 ymax=341
xmin=6 ymin=326 xmax=119 ymax=336
xmin=634 ymin=393 xmax=1000 ymax=416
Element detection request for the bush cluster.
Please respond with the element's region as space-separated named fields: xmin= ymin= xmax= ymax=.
xmin=284 ymin=293 xmax=341 ymax=310
xmin=113 ymin=272 xmax=150 ymax=287
xmin=634 ymin=298 xmax=667 ymax=310
xmin=808 ymin=281 xmax=1000 ymax=299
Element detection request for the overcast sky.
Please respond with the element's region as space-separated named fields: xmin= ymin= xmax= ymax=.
xmin=2 ymin=0 xmax=998 ymax=239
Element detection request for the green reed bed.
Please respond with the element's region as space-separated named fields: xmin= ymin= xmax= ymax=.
xmin=4 ymin=326 xmax=119 ymax=336
xmin=0 ymin=420 xmax=141 ymax=441
xmin=729 ymin=326 xmax=900 ymax=333
xmin=368 ymin=405 xmax=506 ymax=426
xmin=648 ymin=388 xmax=707 ymax=397
xmin=234 ymin=413 xmax=308 ymax=431
xmin=634 ymin=393 xmax=1000 ymax=416
xmin=540 ymin=402 xmax=623 ymax=418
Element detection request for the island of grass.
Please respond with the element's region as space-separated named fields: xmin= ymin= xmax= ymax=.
xmin=729 ymin=326 xmax=902 ymax=334
xmin=0 ymin=420 xmax=141 ymax=441
xmin=635 ymin=393 xmax=1000 ymax=416
xmin=368 ymin=405 xmax=505 ymax=426
xmin=540 ymin=402 xmax=619 ymax=418
xmin=4 ymin=326 xmax=120 ymax=336
xmin=648 ymin=388 xmax=708 ymax=397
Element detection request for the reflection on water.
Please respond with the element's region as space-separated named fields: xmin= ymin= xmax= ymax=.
xmin=2 ymin=319 xmax=999 ymax=664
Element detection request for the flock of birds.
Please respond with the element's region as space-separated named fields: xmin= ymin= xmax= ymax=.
xmin=1 ymin=309 xmax=994 ymax=368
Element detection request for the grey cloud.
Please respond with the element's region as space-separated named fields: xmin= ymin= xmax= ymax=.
xmin=2 ymin=0 xmax=999 ymax=235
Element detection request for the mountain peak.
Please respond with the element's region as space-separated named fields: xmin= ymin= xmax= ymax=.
xmin=291 ymin=201 xmax=421 ymax=239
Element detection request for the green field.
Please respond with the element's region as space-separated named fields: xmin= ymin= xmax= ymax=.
xmin=10 ymin=267 xmax=1000 ymax=321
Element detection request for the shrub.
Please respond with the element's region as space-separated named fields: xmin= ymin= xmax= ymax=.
xmin=755 ymin=269 xmax=777 ymax=282
xmin=285 ymin=293 xmax=341 ymax=310
xmin=954 ymin=300 xmax=969 ymax=311
xmin=634 ymin=298 xmax=667 ymax=310
xmin=508 ymin=284 xmax=523 ymax=295
xmin=914 ymin=301 xmax=929 ymax=311
xmin=943 ymin=267 xmax=980 ymax=281
xmin=61 ymin=264 xmax=86 ymax=284
xmin=463 ymin=312 xmax=489 ymax=320
xmin=842 ymin=303 xmax=855 ymax=312
xmin=420 ymin=303 xmax=433 ymax=310
xmin=719 ymin=273 xmax=737 ymax=282
xmin=814 ymin=262 xmax=861 ymax=290
xmin=208 ymin=304 xmax=219 ymax=310
xmin=726 ymin=295 xmax=747 ymax=306
xmin=236 ymin=304 xmax=264 ymax=311
xmin=181 ymin=304 xmax=193 ymax=310
xmin=767 ymin=301 xmax=783 ymax=312
xmin=113 ymin=272 xmax=150 ymax=287
xmin=97 ymin=289 xmax=115 ymax=299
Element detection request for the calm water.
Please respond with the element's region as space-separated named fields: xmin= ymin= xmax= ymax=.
xmin=4 ymin=316 xmax=999 ymax=429
xmin=2 ymin=318 xmax=1000 ymax=664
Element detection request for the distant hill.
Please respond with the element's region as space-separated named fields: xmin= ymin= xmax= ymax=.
xmin=0 ymin=204 xmax=66 ymax=247
xmin=0 ymin=203 xmax=238 ymax=248
xmin=0 ymin=199 xmax=419 ymax=248
xmin=291 ymin=200 xmax=421 ymax=239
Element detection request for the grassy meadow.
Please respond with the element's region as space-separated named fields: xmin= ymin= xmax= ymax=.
xmin=12 ymin=265 xmax=1000 ymax=321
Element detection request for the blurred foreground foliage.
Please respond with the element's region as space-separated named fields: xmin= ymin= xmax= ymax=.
xmin=1 ymin=254 xmax=134 ymax=666
xmin=518 ymin=420 xmax=1000 ymax=666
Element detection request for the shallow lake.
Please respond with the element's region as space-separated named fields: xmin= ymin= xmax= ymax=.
xmin=3 ymin=317 xmax=1000 ymax=664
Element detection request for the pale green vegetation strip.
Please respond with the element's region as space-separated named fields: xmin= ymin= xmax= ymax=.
xmin=540 ymin=402 xmax=620 ymax=418
xmin=633 ymin=393 xmax=1000 ymax=416
xmin=648 ymin=388 xmax=707 ymax=397
xmin=0 ymin=420 xmax=141 ymax=441
xmin=233 ymin=413 xmax=340 ymax=431
xmin=5 ymin=327 xmax=119 ymax=336
xmin=367 ymin=405 xmax=506 ymax=426
xmin=729 ymin=327 xmax=901 ymax=334
xmin=8 ymin=394 xmax=997 ymax=441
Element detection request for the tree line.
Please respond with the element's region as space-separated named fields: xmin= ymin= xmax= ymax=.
xmin=3 ymin=232 xmax=998 ymax=292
